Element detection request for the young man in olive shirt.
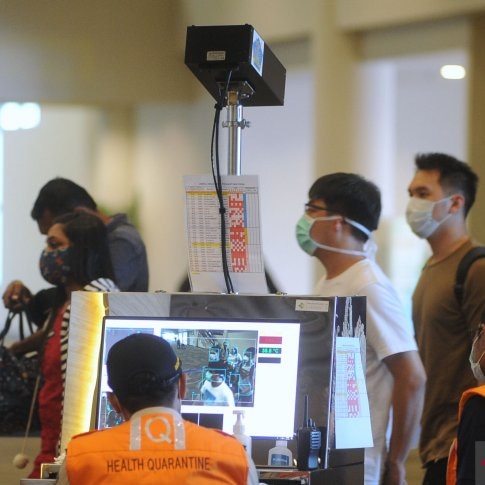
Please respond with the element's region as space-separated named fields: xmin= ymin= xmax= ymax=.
xmin=407 ymin=153 xmax=485 ymax=484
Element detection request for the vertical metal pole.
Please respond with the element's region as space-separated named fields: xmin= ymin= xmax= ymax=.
xmin=226 ymin=90 xmax=242 ymax=176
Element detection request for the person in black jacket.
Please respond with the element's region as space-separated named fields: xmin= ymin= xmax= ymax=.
xmin=3 ymin=177 xmax=148 ymax=330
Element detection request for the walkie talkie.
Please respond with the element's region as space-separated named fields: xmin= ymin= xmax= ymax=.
xmin=296 ymin=394 xmax=321 ymax=471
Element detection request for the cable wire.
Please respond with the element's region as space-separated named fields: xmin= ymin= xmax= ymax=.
xmin=210 ymin=70 xmax=235 ymax=293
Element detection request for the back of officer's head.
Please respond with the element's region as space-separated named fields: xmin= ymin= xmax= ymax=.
xmin=107 ymin=333 xmax=182 ymax=414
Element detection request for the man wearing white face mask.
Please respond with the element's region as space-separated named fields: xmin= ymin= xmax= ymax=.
xmin=407 ymin=153 xmax=485 ymax=485
xmin=446 ymin=323 xmax=485 ymax=485
xmin=296 ymin=172 xmax=426 ymax=485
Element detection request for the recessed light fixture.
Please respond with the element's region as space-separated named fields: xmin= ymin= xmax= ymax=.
xmin=0 ymin=102 xmax=42 ymax=131
xmin=440 ymin=64 xmax=466 ymax=80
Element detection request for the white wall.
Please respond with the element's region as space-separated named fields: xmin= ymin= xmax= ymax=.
xmin=243 ymin=68 xmax=314 ymax=294
xmin=133 ymin=99 xmax=212 ymax=292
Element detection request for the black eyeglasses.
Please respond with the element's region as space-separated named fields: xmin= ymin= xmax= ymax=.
xmin=304 ymin=202 xmax=331 ymax=212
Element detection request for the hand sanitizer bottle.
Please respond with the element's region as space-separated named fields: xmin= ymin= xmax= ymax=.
xmin=268 ymin=440 xmax=293 ymax=466
xmin=233 ymin=410 xmax=252 ymax=458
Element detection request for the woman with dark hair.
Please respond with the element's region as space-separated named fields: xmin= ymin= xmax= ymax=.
xmin=20 ymin=211 xmax=118 ymax=478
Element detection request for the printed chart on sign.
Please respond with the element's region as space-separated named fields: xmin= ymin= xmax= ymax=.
xmin=184 ymin=174 xmax=268 ymax=294
xmin=334 ymin=336 xmax=373 ymax=449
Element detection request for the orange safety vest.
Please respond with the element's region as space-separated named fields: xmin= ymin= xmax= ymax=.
xmin=65 ymin=407 xmax=249 ymax=484
xmin=446 ymin=386 xmax=485 ymax=485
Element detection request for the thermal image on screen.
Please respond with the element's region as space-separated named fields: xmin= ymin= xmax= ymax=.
xmin=96 ymin=317 xmax=300 ymax=440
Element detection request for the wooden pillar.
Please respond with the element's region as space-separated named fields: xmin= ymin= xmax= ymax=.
xmin=467 ymin=14 xmax=485 ymax=242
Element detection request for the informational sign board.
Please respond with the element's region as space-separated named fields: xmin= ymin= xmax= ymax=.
xmin=184 ymin=174 xmax=267 ymax=293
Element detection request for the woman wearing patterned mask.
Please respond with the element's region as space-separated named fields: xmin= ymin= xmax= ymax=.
xmin=17 ymin=212 xmax=118 ymax=478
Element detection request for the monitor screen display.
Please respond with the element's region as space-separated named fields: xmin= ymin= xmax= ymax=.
xmin=96 ymin=316 xmax=301 ymax=440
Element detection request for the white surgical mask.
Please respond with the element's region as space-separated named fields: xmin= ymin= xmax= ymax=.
xmin=469 ymin=346 xmax=485 ymax=384
xmin=405 ymin=196 xmax=452 ymax=239
xmin=295 ymin=213 xmax=376 ymax=258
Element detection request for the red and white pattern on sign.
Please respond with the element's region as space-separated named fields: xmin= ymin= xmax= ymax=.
xmin=346 ymin=353 xmax=360 ymax=418
xmin=228 ymin=193 xmax=248 ymax=272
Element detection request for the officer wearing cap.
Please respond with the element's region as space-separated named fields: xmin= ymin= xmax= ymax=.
xmin=56 ymin=333 xmax=258 ymax=484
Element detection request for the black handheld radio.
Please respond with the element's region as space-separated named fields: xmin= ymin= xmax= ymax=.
xmin=296 ymin=395 xmax=321 ymax=471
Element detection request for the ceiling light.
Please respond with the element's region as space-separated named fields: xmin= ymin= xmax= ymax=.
xmin=440 ymin=65 xmax=466 ymax=80
xmin=0 ymin=102 xmax=41 ymax=131
xmin=20 ymin=103 xmax=42 ymax=130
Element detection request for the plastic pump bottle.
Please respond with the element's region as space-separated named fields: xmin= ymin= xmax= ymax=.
xmin=268 ymin=440 xmax=293 ymax=466
xmin=233 ymin=410 xmax=252 ymax=458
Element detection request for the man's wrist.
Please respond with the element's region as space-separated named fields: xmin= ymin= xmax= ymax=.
xmin=385 ymin=457 xmax=405 ymax=466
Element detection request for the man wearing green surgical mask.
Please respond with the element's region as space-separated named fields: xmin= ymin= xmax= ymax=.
xmin=296 ymin=172 xmax=426 ymax=485
xmin=407 ymin=153 xmax=485 ymax=485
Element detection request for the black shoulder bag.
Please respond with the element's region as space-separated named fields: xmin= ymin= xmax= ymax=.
xmin=0 ymin=310 xmax=40 ymax=434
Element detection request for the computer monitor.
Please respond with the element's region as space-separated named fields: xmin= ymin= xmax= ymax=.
xmin=96 ymin=316 xmax=300 ymax=440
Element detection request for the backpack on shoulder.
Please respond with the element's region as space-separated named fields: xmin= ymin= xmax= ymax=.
xmin=454 ymin=247 xmax=485 ymax=324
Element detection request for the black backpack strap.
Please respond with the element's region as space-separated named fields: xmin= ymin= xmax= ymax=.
xmin=0 ymin=310 xmax=35 ymax=345
xmin=17 ymin=311 xmax=34 ymax=340
xmin=0 ymin=311 xmax=16 ymax=345
xmin=454 ymin=246 xmax=485 ymax=306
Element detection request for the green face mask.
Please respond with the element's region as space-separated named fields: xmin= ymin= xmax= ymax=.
xmin=295 ymin=214 xmax=318 ymax=255
xmin=295 ymin=213 xmax=375 ymax=258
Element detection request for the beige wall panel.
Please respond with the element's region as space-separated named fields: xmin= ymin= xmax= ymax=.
xmin=182 ymin=0 xmax=318 ymax=42
xmin=467 ymin=14 xmax=485 ymax=242
xmin=337 ymin=0 xmax=485 ymax=31
xmin=0 ymin=0 xmax=193 ymax=103
xmin=359 ymin=17 xmax=470 ymax=60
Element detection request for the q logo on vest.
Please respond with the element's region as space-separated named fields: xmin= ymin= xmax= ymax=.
xmin=145 ymin=416 xmax=172 ymax=444
xmin=130 ymin=410 xmax=187 ymax=451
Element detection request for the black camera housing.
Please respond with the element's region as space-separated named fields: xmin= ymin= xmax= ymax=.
xmin=185 ymin=24 xmax=286 ymax=107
